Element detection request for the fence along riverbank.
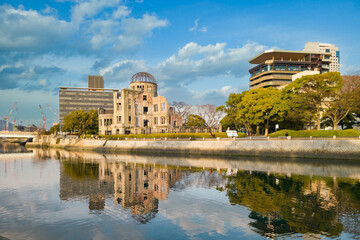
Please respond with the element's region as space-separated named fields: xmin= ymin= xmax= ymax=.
xmin=26 ymin=135 xmax=360 ymax=160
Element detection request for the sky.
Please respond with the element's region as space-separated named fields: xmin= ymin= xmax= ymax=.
xmin=0 ymin=0 xmax=360 ymax=127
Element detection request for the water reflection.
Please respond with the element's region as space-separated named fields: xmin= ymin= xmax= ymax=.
xmin=222 ymin=171 xmax=360 ymax=238
xmin=60 ymin=159 xmax=183 ymax=223
xmin=1 ymin=148 xmax=359 ymax=239
xmin=0 ymin=142 xmax=28 ymax=154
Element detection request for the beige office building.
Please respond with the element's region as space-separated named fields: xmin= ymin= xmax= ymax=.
xmin=248 ymin=50 xmax=330 ymax=89
xmin=303 ymin=42 xmax=340 ymax=72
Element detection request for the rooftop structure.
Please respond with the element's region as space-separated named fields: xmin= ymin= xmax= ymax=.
xmin=248 ymin=49 xmax=331 ymax=89
xmin=88 ymin=75 xmax=104 ymax=89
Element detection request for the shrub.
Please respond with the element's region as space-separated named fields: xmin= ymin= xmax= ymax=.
xmin=269 ymin=129 xmax=359 ymax=138
xmin=98 ymin=132 xmax=246 ymax=140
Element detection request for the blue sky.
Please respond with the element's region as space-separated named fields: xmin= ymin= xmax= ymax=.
xmin=0 ymin=0 xmax=360 ymax=127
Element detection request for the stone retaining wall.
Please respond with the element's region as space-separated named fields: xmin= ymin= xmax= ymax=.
xmin=26 ymin=136 xmax=360 ymax=159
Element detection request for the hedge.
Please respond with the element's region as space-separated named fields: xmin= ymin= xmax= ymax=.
xmin=269 ymin=129 xmax=359 ymax=138
xmin=98 ymin=132 xmax=246 ymax=140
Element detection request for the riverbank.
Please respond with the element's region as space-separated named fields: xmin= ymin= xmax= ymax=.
xmin=25 ymin=136 xmax=360 ymax=160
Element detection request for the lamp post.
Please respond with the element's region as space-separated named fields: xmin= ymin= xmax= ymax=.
xmin=266 ymin=112 xmax=269 ymax=136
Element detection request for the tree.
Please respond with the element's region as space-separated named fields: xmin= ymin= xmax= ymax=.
xmin=282 ymin=72 xmax=342 ymax=130
xmin=185 ymin=114 xmax=206 ymax=127
xmin=49 ymin=124 xmax=60 ymax=134
xmin=322 ymin=75 xmax=360 ymax=129
xmin=171 ymin=101 xmax=192 ymax=123
xmin=195 ymin=104 xmax=224 ymax=128
xmin=217 ymin=93 xmax=244 ymax=131
xmin=236 ymin=88 xmax=282 ymax=135
xmin=62 ymin=110 xmax=98 ymax=134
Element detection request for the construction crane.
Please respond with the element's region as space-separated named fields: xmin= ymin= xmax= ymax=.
xmin=39 ymin=104 xmax=46 ymax=130
xmin=46 ymin=103 xmax=60 ymax=120
xmin=2 ymin=102 xmax=17 ymax=131
xmin=12 ymin=108 xmax=18 ymax=125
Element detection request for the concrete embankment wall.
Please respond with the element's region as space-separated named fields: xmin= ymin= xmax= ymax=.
xmin=26 ymin=136 xmax=360 ymax=159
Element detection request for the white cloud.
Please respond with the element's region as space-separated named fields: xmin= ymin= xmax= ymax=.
xmin=100 ymin=59 xmax=148 ymax=85
xmin=41 ymin=5 xmax=58 ymax=15
xmin=155 ymin=41 xmax=266 ymax=82
xmin=113 ymin=14 xmax=169 ymax=51
xmin=189 ymin=18 xmax=207 ymax=33
xmin=71 ymin=0 xmax=120 ymax=24
xmin=178 ymin=42 xmax=226 ymax=59
xmin=0 ymin=5 xmax=73 ymax=52
xmin=112 ymin=6 xmax=131 ymax=19
xmin=100 ymin=41 xmax=266 ymax=104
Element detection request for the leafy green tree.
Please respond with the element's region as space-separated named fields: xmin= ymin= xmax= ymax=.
xmin=282 ymin=72 xmax=342 ymax=130
xmin=217 ymin=93 xmax=244 ymax=131
xmin=62 ymin=110 xmax=98 ymax=134
xmin=49 ymin=124 xmax=60 ymax=134
xmin=236 ymin=88 xmax=282 ymax=135
xmin=185 ymin=114 xmax=206 ymax=127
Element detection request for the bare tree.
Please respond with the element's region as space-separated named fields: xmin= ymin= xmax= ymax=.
xmin=171 ymin=101 xmax=193 ymax=123
xmin=323 ymin=75 xmax=360 ymax=129
xmin=195 ymin=104 xmax=224 ymax=128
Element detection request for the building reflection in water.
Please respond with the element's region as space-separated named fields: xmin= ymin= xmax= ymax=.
xmin=33 ymin=149 xmax=359 ymax=237
xmin=60 ymin=159 xmax=182 ymax=223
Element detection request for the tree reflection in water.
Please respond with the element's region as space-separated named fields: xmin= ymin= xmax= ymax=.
xmin=220 ymin=171 xmax=360 ymax=238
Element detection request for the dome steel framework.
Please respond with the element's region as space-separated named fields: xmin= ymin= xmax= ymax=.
xmin=131 ymin=72 xmax=157 ymax=84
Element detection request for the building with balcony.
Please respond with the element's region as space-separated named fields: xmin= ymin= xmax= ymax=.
xmin=303 ymin=42 xmax=340 ymax=72
xmin=248 ymin=50 xmax=331 ymax=89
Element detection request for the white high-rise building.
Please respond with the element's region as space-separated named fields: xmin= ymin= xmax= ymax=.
xmin=303 ymin=42 xmax=340 ymax=72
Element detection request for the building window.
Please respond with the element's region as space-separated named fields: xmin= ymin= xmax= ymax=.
xmin=128 ymin=104 xmax=131 ymax=109
xmin=326 ymin=49 xmax=330 ymax=52
xmin=161 ymin=116 xmax=165 ymax=124
xmin=161 ymin=103 xmax=165 ymax=111
xmin=118 ymin=116 xmax=121 ymax=122
xmin=256 ymin=69 xmax=260 ymax=75
xmin=154 ymin=117 xmax=158 ymax=124
xmin=143 ymin=95 xmax=147 ymax=101
xmin=288 ymin=66 xmax=300 ymax=71
xmin=144 ymin=120 xmax=148 ymax=127
xmin=274 ymin=65 xmax=286 ymax=71
xmin=154 ymin=104 xmax=158 ymax=112
xmin=144 ymin=106 xmax=148 ymax=114
xmin=262 ymin=66 xmax=267 ymax=72
xmin=129 ymin=116 xmax=131 ymax=123
xmin=118 ymin=103 xmax=121 ymax=111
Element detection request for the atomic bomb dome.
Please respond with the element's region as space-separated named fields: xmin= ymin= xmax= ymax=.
xmin=131 ymin=72 xmax=157 ymax=85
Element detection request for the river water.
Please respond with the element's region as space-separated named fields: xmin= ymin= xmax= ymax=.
xmin=0 ymin=143 xmax=359 ymax=239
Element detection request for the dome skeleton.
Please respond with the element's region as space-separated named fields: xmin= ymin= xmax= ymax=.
xmin=131 ymin=72 xmax=157 ymax=85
